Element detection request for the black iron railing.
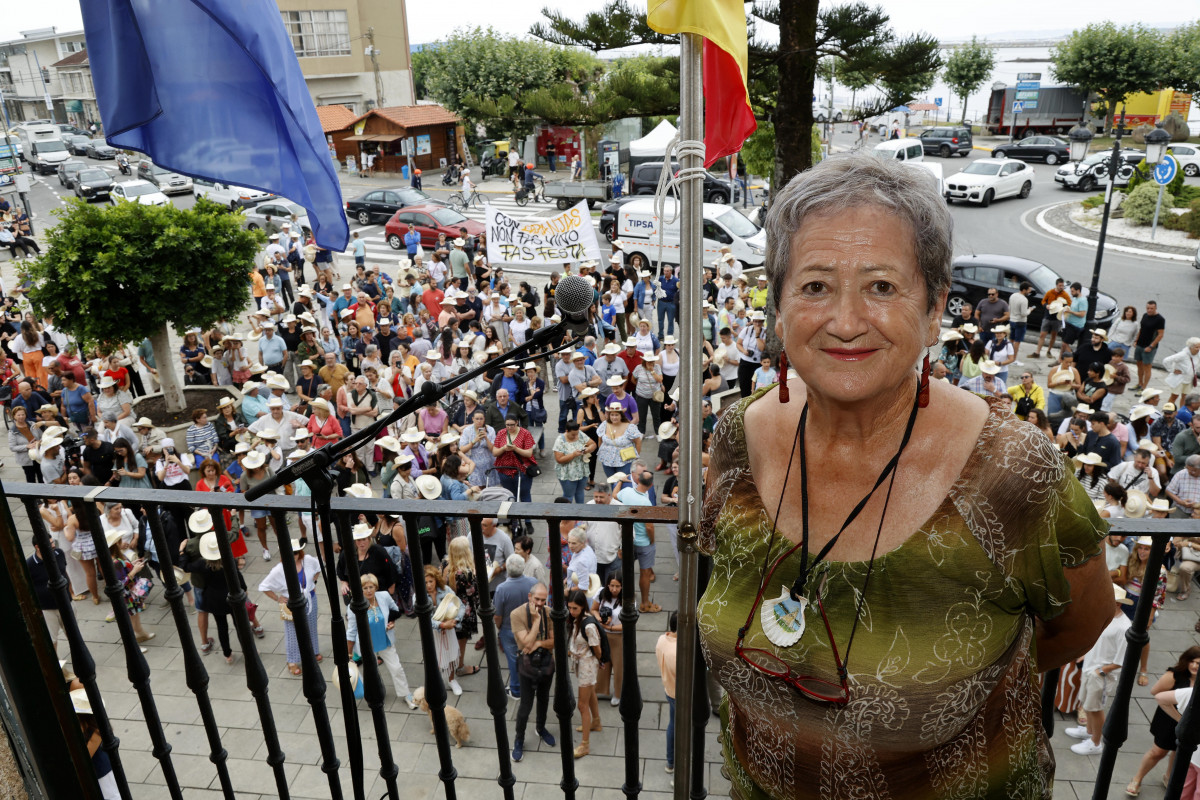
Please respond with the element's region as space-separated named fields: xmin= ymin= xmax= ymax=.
xmin=0 ymin=482 xmax=681 ymax=800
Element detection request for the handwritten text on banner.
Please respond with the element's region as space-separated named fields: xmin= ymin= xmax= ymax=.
xmin=485 ymin=201 xmax=602 ymax=265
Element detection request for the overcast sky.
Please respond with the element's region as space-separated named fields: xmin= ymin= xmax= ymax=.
xmin=0 ymin=1 xmax=1177 ymax=48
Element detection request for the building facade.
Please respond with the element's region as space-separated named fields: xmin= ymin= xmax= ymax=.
xmin=0 ymin=0 xmax=413 ymax=131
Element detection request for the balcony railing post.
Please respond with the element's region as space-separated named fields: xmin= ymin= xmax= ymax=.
xmin=619 ymin=520 xmax=643 ymax=800
xmin=1040 ymin=667 xmax=1060 ymax=739
xmin=266 ymin=508 xmax=343 ymax=800
xmin=207 ymin=507 xmax=290 ymax=800
xmin=11 ymin=496 xmax=104 ymax=798
xmin=403 ymin=512 xmax=459 ymax=800
xmin=688 ymin=554 xmax=711 ymax=800
xmin=546 ymin=515 xmax=579 ymax=800
xmin=466 ymin=514 xmax=517 ymax=800
xmin=141 ymin=502 xmax=234 ymax=799
xmin=1093 ymin=533 xmax=1169 ymax=800
xmin=81 ymin=497 xmax=182 ymax=800
xmin=331 ymin=502 xmax=400 ymax=800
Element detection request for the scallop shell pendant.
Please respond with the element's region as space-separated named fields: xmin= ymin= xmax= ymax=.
xmin=761 ymin=586 xmax=807 ymax=647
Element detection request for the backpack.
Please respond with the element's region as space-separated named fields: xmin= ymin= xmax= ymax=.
xmin=582 ymin=615 xmax=611 ymax=666
xmin=415 ymin=514 xmax=441 ymax=540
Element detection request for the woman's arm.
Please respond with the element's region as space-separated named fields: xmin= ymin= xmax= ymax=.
xmin=1034 ymin=554 xmax=1116 ymax=672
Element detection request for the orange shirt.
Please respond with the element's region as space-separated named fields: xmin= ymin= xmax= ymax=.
xmin=250 ymin=270 xmax=266 ymax=299
xmin=1042 ymin=287 xmax=1069 ymax=307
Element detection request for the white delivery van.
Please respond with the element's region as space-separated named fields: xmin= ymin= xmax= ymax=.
xmin=902 ymin=160 xmax=944 ymax=196
xmin=613 ymin=198 xmax=765 ymax=269
xmin=873 ymin=139 xmax=924 ymax=162
xmin=17 ymin=124 xmax=71 ymax=174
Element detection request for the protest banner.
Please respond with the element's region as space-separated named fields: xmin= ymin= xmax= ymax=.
xmin=485 ymin=200 xmax=602 ymax=265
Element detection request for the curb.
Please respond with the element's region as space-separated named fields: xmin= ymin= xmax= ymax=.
xmin=973 ymin=145 xmax=994 ymax=153
xmin=1034 ymin=202 xmax=1194 ymax=262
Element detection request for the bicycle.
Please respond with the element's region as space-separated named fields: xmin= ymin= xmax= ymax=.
xmin=447 ymin=189 xmax=484 ymax=212
xmin=514 ymin=177 xmax=546 ymax=207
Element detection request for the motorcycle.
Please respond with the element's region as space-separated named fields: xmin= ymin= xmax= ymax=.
xmin=116 ymin=155 xmax=131 ymax=175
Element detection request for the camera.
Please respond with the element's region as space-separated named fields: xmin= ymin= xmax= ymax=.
xmin=599 ymin=606 xmax=612 ymax=624
xmin=61 ymin=433 xmax=83 ymax=465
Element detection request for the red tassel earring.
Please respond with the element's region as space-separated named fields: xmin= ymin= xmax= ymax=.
xmin=918 ymin=353 xmax=931 ymax=408
xmin=778 ymin=352 xmax=790 ymax=403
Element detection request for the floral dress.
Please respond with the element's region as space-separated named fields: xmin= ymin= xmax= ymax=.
xmin=113 ymin=558 xmax=147 ymax=616
xmin=451 ymin=567 xmax=480 ymax=639
xmin=597 ymin=422 xmax=643 ymax=469
xmin=569 ymin=618 xmax=602 ymax=687
xmin=553 ymin=434 xmax=589 ymax=482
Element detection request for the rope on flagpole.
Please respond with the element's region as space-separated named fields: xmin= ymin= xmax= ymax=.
xmin=650 ymin=135 xmax=707 ymax=279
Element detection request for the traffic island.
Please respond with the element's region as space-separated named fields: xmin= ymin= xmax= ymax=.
xmin=1035 ymin=200 xmax=1197 ymax=261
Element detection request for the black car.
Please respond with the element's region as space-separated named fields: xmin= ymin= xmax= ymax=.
xmin=85 ymin=140 xmax=117 ymax=159
xmin=990 ymin=136 xmax=1071 ymax=165
xmin=74 ymin=167 xmax=114 ymax=200
xmin=919 ymin=127 xmax=973 ymax=157
xmin=629 ymin=161 xmax=733 ymax=203
xmin=56 ymin=160 xmax=86 ymax=188
xmin=948 ymin=254 xmax=1118 ymax=338
xmin=344 ymin=187 xmax=444 ymax=225
xmin=599 ymin=196 xmax=644 ymax=241
xmin=67 ymin=135 xmax=92 ymax=156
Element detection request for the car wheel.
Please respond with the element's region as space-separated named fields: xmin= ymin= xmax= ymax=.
xmin=981 ymin=189 xmax=994 ymax=208
xmin=557 ymin=199 xmax=570 ymax=210
xmin=605 ymin=227 xmax=614 ymax=243
xmin=1186 ymin=164 xmax=1200 ymax=177
xmin=1080 ymin=176 xmax=1096 ymax=192
xmin=939 ymin=145 xmax=951 ymax=158
xmin=1045 ymin=153 xmax=1059 ymax=166
xmin=387 ymin=234 xmax=402 ymax=250
xmin=247 ymin=223 xmax=259 ymax=231
xmin=709 ymin=193 xmax=728 ymax=205
xmin=992 ymin=149 xmax=1005 ymax=159
xmin=1019 ymin=181 xmax=1032 ymax=199
xmin=946 ymin=293 xmax=969 ymax=318
xmin=356 ymin=211 xmax=371 ymax=226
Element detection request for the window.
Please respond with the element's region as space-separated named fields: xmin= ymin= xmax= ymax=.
xmin=280 ymin=10 xmax=351 ymax=58
xmin=59 ymin=41 xmax=84 ymax=57
xmin=363 ymin=191 xmax=383 ymax=202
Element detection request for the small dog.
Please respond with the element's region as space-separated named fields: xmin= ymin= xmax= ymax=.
xmin=412 ymin=686 xmax=470 ymax=748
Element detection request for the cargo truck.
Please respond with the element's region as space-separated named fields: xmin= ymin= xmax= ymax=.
xmin=984 ymin=85 xmax=1089 ymax=138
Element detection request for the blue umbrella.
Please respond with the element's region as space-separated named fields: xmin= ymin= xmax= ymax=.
xmin=890 ymin=105 xmax=912 ymax=113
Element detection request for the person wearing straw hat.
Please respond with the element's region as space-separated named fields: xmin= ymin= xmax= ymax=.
xmin=259 ymin=538 xmax=323 ymax=676
xmin=179 ymin=531 xmax=248 ymax=664
xmin=983 ymin=324 xmax=1015 ymax=384
xmin=1064 ymin=584 xmax=1134 ymax=756
xmin=1029 ymin=276 xmax=1070 ymax=358
xmin=959 ymin=359 xmax=1007 ymax=398
xmin=1116 ymin=536 xmax=1168 ymax=687
xmin=239 ymin=450 xmax=279 ymax=561
xmin=1072 ymin=451 xmax=1109 ymax=502
xmin=69 ymin=687 xmax=121 ymax=799
xmin=102 ymin=526 xmax=156 ymax=643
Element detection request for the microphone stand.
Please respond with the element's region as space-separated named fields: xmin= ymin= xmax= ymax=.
xmin=244 ymin=318 xmax=583 ymax=501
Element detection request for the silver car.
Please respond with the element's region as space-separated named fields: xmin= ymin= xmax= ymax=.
xmin=242 ymin=199 xmax=311 ymax=239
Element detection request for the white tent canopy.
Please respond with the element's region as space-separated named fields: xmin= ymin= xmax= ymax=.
xmin=628 ymin=119 xmax=678 ymax=158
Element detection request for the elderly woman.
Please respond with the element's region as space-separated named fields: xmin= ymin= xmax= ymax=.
xmin=458 ymin=408 xmax=496 ymax=487
xmin=1163 ymin=337 xmax=1200 ymax=407
xmin=307 ymin=398 xmax=343 ymax=449
xmin=698 ymin=155 xmax=1111 ymax=800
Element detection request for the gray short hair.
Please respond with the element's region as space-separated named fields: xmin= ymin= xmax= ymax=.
xmin=567 ymin=527 xmax=587 ymax=547
xmin=1189 ymin=455 xmax=1200 ymax=469
xmin=102 ymin=411 xmax=119 ymax=423
xmin=505 ymin=553 xmax=525 ymax=578
xmin=763 ymin=154 xmax=954 ymax=314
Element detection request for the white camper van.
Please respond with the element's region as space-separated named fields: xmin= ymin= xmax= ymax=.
xmin=16 ymin=124 xmax=71 ymax=174
xmin=613 ymin=198 xmax=765 ymax=269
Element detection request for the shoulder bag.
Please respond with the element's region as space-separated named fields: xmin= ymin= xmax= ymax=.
xmin=517 ymin=606 xmax=555 ymax=679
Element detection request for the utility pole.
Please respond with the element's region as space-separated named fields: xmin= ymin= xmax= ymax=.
xmin=366 ymin=27 xmax=384 ymax=109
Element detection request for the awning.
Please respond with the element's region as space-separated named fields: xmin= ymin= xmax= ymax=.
xmin=344 ymin=133 xmax=404 ymax=143
xmin=343 ymin=134 xmax=374 ymax=141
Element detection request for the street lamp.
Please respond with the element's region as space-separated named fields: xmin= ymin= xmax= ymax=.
xmin=1144 ymin=122 xmax=1171 ymax=169
xmin=1068 ymin=123 xmax=1093 ymax=164
xmin=1081 ymin=105 xmax=1136 ymax=332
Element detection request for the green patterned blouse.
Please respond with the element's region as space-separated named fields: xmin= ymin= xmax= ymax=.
xmin=699 ymin=391 xmax=1106 ymax=800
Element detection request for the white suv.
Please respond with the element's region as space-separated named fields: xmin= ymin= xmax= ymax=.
xmin=193 ymin=178 xmax=275 ymax=209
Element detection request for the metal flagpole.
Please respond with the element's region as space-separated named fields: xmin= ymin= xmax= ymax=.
xmin=674 ymin=31 xmax=705 ymax=800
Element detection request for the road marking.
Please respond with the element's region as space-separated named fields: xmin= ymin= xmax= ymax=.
xmin=1022 ymin=201 xmax=1192 ymax=262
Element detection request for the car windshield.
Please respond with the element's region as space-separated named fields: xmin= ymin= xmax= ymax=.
xmin=281 ymin=202 xmax=305 ymax=217
xmin=962 ymin=162 xmax=1002 ymax=176
xmin=78 ymin=169 xmax=107 ymax=181
xmin=63 ymin=162 xmax=83 ymax=172
xmin=124 ymin=184 xmax=157 ymax=197
xmin=39 ymin=141 xmax=66 ymax=153
xmin=1027 ymin=265 xmax=1060 ymax=294
xmin=431 ymin=207 xmax=467 ymax=226
xmin=717 ymin=209 xmax=759 ymax=238
xmin=90 ymin=139 xmax=105 ymax=146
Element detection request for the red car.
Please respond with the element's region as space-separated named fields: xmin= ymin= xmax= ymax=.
xmin=384 ymin=204 xmax=485 ymax=250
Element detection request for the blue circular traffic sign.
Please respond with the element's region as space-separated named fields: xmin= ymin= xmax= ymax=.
xmin=1153 ymin=156 xmax=1178 ymax=185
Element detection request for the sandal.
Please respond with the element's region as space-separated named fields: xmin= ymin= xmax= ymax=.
xmin=1138 ymin=672 xmax=1150 ymax=686
xmin=640 ymin=602 xmax=662 ymax=613
xmin=456 ymin=665 xmax=480 ymax=677
xmin=1125 ymin=780 xmax=1141 ymax=796
xmin=288 ymin=664 xmax=302 ymax=675
xmin=1179 ymin=592 xmax=1190 ymax=602
xmin=72 ymin=593 xmax=89 ymax=601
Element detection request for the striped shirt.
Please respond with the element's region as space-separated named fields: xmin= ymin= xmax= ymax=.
xmin=186 ymin=422 xmax=220 ymax=457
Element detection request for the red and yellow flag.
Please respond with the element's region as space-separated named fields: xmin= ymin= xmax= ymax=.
xmin=647 ymin=0 xmax=757 ymax=167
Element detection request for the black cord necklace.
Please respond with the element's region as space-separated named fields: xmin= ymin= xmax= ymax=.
xmin=759 ymin=382 xmax=922 ymax=663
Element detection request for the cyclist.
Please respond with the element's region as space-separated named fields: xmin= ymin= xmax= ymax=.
xmin=461 ymin=168 xmax=476 ymax=206
xmin=522 ymin=163 xmax=544 ymax=203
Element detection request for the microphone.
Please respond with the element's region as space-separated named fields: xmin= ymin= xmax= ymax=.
xmin=553 ymin=274 xmax=595 ymax=338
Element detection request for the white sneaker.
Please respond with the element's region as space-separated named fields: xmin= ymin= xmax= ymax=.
xmin=610 ymin=696 xmax=620 ymax=707
xmin=262 ymin=548 xmax=271 ymax=561
xmin=1070 ymin=739 xmax=1103 ymax=755
xmin=450 ymin=679 xmax=463 ymax=696
xmin=1064 ymin=725 xmax=1091 ymax=740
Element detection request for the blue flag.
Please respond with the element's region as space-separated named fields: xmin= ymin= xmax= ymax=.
xmin=80 ymin=0 xmax=348 ymax=250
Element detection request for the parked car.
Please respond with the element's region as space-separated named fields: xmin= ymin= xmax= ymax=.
xmin=56 ymin=160 xmax=85 ymax=188
xmin=109 ymin=180 xmax=168 ymax=206
xmin=136 ymin=160 xmax=193 ymax=194
xmin=629 ymin=161 xmax=733 ymax=203
xmin=918 ymin=127 xmax=973 ymax=157
xmin=74 ymin=168 xmax=114 ymax=200
xmin=813 ymin=106 xmax=843 ymax=123
xmin=85 ymin=140 xmax=117 ymax=159
xmin=599 ymin=195 xmax=646 ymax=242
xmin=67 ymin=135 xmax=92 ymax=156
xmin=193 ymin=178 xmax=274 ymax=209
xmin=1053 ymin=149 xmax=1146 ymax=191
xmin=1167 ymin=143 xmax=1200 ymax=178
xmin=944 ymin=159 xmax=1034 ymax=206
xmin=384 ymin=204 xmax=484 ymax=250
xmin=948 ymin=254 xmax=1118 ymax=337
xmin=56 ymin=124 xmax=88 ymax=141
xmin=872 ymin=139 xmax=924 ymax=162
xmin=989 ymin=136 xmax=1070 ymax=164
xmin=344 ymin=187 xmax=444 ymax=225
xmin=242 ymin=199 xmax=311 ymax=239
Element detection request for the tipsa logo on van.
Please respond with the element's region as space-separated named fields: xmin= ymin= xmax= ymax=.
xmin=628 ymin=218 xmax=655 ymax=230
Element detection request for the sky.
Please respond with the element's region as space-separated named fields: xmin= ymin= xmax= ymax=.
xmin=0 ymin=0 xmax=1179 ymax=48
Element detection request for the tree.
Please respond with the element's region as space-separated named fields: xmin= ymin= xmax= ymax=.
xmin=943 ymin=36 xmax=996 ymax=123
xmin=1051 ymin=23 xmax=1167 ymax=132
xmin=1164 ymin=22 xmax=1200 ymax=99
xmin=22 ymin=199 xmax=261 ymax=414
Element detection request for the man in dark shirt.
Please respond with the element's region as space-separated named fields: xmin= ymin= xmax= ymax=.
xmin=658 ymin=265 xmax=679 ymax=336
xmin=973 ymin=289 xmax=1009 ymax=343
xmin=81 ymin=429 xmax=116 ymax=484
xmin=1134 ymin=300 xmax=1166 ymax=391
xmin=27 ymin=541 xmax=68 ymax=652
xmin=1081 ymin=412 xmax=1122 ymax=468
xmin=1074 ymin=329 xmax=1113 ymax=384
